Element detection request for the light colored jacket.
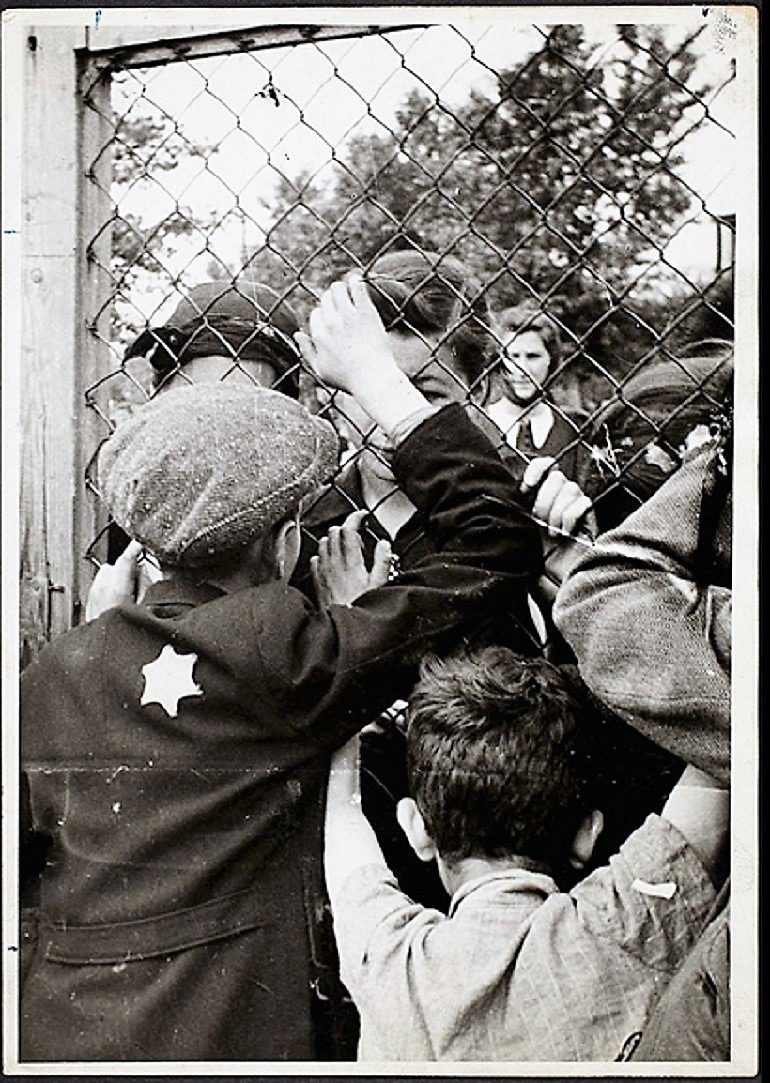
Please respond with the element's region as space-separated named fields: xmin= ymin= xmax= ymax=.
xmin=553 ymin=444 xmax=731 ymax=784
xmin=335 ymin=816 xmax=715 ymax=1061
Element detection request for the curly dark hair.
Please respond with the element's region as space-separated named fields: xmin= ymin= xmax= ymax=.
xmin=406 ymin=647 xmax=595 ymax=868
xmin=363 ymin=250 xmax=494 ymax=388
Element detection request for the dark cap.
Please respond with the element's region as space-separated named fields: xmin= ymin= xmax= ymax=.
xmin=125 ymin=281 xmax=301 ymax=398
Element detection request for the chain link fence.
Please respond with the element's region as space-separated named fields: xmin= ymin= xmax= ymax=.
xmin=77 ymin=18 xmax=734 ymax=640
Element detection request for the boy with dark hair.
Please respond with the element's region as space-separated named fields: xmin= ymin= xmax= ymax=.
xmin=125 ymin=279 xmax=302 ymax=398
xmin=404 ymin=649 xmax=596 ymax=875
xmin=325 ymin=645 xmax=728 ymax=1062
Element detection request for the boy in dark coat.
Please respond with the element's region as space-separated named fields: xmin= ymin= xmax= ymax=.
xmin=19 ymin=276 xmax=542 ymax=1062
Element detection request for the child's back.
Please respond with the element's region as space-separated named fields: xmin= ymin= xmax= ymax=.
xmin=20 ymin=279 xmax=543 ymax=1062
xmin=325 ymin=648 xmax=728 ymax=1061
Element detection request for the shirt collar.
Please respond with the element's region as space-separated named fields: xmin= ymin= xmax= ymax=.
xmin=528 ymin=400 xmax=555 ymax=449
xmin=485 ymin=398 xmax=555 ymax=450
xmin=449 ymin=864 xmax=558 ymax=916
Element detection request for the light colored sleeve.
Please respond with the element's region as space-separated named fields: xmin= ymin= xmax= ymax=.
xmin=332 ymin=863 xmax=443 ymax=1002
xmin=553 ymin=447 xmax=731 ymax=782
xmin=569 ymin=813 xmax=717 ymax=974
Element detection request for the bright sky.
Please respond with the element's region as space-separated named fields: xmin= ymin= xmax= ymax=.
xmin=110 ymin=13 xmax=737 ymax=324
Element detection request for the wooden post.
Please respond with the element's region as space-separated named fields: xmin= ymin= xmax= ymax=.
xmin=18 ymin=25 xmax=114 ymax=665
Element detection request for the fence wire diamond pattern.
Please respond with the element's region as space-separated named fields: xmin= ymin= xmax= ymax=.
xmin=79 ymin=20 xmax=735 ymax=624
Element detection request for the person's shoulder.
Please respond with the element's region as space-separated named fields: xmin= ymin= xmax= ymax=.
xmin=188 ymin=581 xmax=315 ymax=630
xmin=21 ymin=611 xmax=113 ymax=686
xmin=564 ymin=813 xmax=718 ymax=972
xmin=613 ymin=812 xmax=686 ymax=862
xmin=572 ymin=813 xmax=714 ymax=914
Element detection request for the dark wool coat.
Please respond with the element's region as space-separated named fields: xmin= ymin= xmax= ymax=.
xmin=293 ymin=441 xmax=545 ymax=914
xmin=20 ymin=405 xmax=541 ymax=1063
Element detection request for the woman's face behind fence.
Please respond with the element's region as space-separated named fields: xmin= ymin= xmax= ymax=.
xmin=500 ymin=330 xmax=551 ymax=403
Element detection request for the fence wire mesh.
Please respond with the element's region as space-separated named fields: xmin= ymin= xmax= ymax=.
xmin=79 ymin=19 xmax=735 ymax=645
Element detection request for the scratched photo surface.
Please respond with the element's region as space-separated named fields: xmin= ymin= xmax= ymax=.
xmin=4 ymin=4 xmax=757 ymax=1076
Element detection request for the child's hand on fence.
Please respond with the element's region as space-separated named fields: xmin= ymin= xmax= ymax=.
xmin=298 ymin=274 xmax=395 ymax=395
xmin=521 ymin=457 xmax=596 ymax=540
xmin=311 ymin=509 xmax=392 ymax=608
xmin=85 ymin=540 xmax=144 ymax=621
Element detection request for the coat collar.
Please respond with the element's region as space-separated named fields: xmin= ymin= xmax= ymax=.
xmin=142 ymin=576 xmax=226 ymax=610
xmin=449 ymin=864 xmax=558 ymax=917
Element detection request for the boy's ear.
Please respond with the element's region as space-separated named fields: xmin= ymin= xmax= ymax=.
xmin=568 ymin=808 xmax=604 ymax=870
xmin=273 ymin=516 xmax=300 ymax=581
xmin=396 ymin=798 xmax=438 ymax=864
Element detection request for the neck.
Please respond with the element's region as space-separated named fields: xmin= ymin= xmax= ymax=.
xmin=206 ymin=567 xmax=262 ymax=594
xmin=160 ymin=536 xmax=279 ymax=595
xmin=438 ymin=852 xmax=551 ymax=896
xmin=162 ymin=566 xmax=256 ymax=595
xmin=499 ymin=393 xmax=548 ymax=415
xmin=359 ymin=457 xmax=416 ymax=537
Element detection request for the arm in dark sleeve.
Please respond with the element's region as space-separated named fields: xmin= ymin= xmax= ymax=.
xmin=393 ymin=404 xmax=541 ymax=571
xmin=248 ymin=404 xmax=543 ymax=746
xmin=553 ymin=446 xmax=731 ymax=782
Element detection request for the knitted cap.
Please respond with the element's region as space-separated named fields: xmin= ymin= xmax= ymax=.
xmin=98 ymin=385 xmax=339 ymax=567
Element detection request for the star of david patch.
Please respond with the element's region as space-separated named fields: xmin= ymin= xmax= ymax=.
xmin=140 ymin=644 xmax=203 ymax=718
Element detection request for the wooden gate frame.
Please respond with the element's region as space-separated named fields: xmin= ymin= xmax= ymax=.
xmin=12 ymin=17 xmax=408 ymax=666
xmin=15 ymin=23 xmax=109 ymax=665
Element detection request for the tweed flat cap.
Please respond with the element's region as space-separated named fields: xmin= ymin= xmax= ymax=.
xmin=98 ymin=385 xmax=339 ymax=567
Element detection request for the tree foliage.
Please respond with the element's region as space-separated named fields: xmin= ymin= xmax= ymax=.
xmin=111 ymin=112 xmax=212 ymax=291
xmin=252 ymin=25 xmax=719 ymax=403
